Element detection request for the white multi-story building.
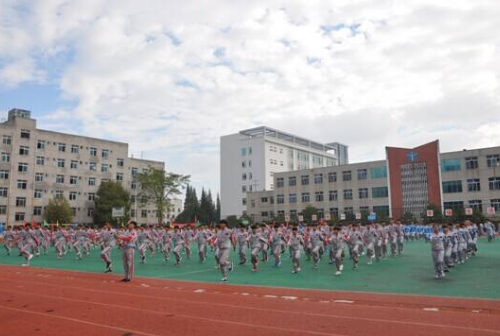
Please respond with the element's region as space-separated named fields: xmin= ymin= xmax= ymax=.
xmin=220 ymin=126 xmax=348 ymax=218
xmin=0 ymin=108 xmax=165 ymax=226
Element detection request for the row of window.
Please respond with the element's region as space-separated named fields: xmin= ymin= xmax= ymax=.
xmin=0 ymin=173 xmax=133 ymax=188
xmin=443 ymin=199 xmax=500 ymax=212
xmin=442 ymin=177 xmax=500 ymax=193
xmin=0 ymin=188 xmax=96 ymax=201
xmin=7 ymin=207 xmax=155 ymax=222
xmin=259 ymin=187 xmax=389 ymax=206
xmin=259 ymin=206 xmax=390 ymax=219
xmin=2 ymin=134 xmax=119 ymax=159
xmin=275 ymin=167 xmax=387 ymax=187
xmin=441 ymin=155 xmax=500 ymax=172
xmin=1 ymin=162 xmax=140 ymax=177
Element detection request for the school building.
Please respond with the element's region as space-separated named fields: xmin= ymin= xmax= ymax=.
xmin=0 ymin=108 xmax=165 ymax=226
xmin=246 ymin=141 xmax=500 ymax=222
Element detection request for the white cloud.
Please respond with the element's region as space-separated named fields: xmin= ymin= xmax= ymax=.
xmin=1 ymin=0 xmax=500 ymax=194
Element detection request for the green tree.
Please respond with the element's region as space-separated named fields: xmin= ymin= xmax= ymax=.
xmin=138 ymin=168 xmax=190 ymax=225
xmin=199 ymin=188 xmax=215 ymax=224
xmin=302 ymin=206 xmax=318 ymax=223
xmin=423 ymin=203 xmax=444 ymax=224
xmin=215 ymin=193 xmax=221 ymax=222
xmin=402 ymin=211 xmax=416 ymax=223
xmin=93 ymin=181 xmax=130 ymax=226
xmin=44 ymin=197 xmax=73 ymax=224
xmin=176 ymin=185 xmax=200 ymax=223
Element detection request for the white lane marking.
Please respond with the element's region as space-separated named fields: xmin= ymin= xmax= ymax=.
xmin=334 ymin=300 xmax=354 ymax=304
xmin=423 ymin=308 xmax=440 ymax=312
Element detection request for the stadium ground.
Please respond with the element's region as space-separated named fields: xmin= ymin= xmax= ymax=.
xmin=0 ymin=238 xmax=499 ymax=299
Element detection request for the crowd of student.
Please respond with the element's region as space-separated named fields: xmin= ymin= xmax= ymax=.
xmin=1 ymin=219 xmax=497 ymax=282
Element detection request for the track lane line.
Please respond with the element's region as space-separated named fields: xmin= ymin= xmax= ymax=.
xmin=1 ymin=278 xmax=499 ymax=335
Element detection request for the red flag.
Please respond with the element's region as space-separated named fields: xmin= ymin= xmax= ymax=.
xmin=24 ymin=218 xmax=29 ymax=227
xmin=32 ymin=219 xmax=38 ymax=229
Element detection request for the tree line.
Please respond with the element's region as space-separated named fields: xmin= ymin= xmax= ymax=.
xmin=175 ymin=185 xmax=221 ymax=225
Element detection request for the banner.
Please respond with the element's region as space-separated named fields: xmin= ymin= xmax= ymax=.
xmin=487 ymin=207 xmax=496 ymax=215
xmin=324 ymin=213 xmax=331 ymax=221
xmin=355 ymin=213 xmax=361 ymax=220
xmin=311 ymin=214 xmax=317 ymax=221
xmin=284 ymin=215 xmax=290 ymax=222
xmin=298 ymin=215 xmax=304 ymax=222
xmin=426 ymin=210 xmax=434 ymax=217
xmin=465 ymin=208 xmax=473 ymax=215
xmin=340 ymin=213 xmax=346 ymax=220
xmin=445 ymin=209 xmax=453 ymax=217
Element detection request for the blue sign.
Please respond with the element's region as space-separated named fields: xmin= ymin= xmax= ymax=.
xmin=367 ymin=215 xmax=377 ymax=221
xmin=407 ymin=151 xmax=418 ymax=162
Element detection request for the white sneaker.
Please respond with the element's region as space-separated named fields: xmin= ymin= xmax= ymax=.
xmin=22 ymin=263 xmax=29 ymax=267
xmin=27 ymin=254 xmax=33 ymax=262
xmin=339 ymin=265 xmax=344 ymax=271
xmin=335 ymin=271 xmax=342 ymax=276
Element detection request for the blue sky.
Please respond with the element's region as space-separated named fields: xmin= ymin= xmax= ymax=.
xmin=1 ymin=0 xmax=499 ymax=196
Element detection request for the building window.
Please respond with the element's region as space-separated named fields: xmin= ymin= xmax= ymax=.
xmin=489 ymin=177 xmax=500 ymax=190
xmin=102 ymin=149 xmax=110 ymax=159
xmin=34 ymin=189 xmax=43 ymax=199
xmin=89 ymin=162 xmax=96 ymax=171
xmin=328 ymin=172 xmax=337 ymax=183
xmin=37 ymin=140 xmax=46 ymax=149
xmin=35 ymin=173 xmax=44 ymax=182
xmin=131 ymin=167 xmax=138 ymax=176
xmin=241 ymin=161 xmax=246 ymax=168
xmin=33 ymin=206 xmax=42 ymax=216
xmin=88 ymin=177 xmax=96 ymax=186
xmin=57 ymin=158 xmax=65 ymax=168
xmin=101 ymin=164 xmax=109 ymax=172
xmin=71 ymin=207 xmax=77 ymax=216
xmin=17 ymin=180 xmax=27 ymax=189
xmin=248 ymin=147 xmax=252 ymax=155
xmin=373 ymin=205 xmax=390 ymax=217
xmin=88 ymin=208 xmax=95 ymax=217
xmin=19 ymin=146 xmax=29 ymax=156
xmin=469 ymin=200 xmax=482 ymax=212
xmin=69 ymin=191 xmax=77 ymax=201
xmin=20 ymin=129 xmax=30 ymax=139
xmin=277 ymin=194 xmax=285 ymax=204
xmin=315 ymin=191 xmax=324 ymax=202
xmin=90 ymin=147 xmax=97 ymax=156
xmin=16 ymin=197 xmax=26 ymax=207
xmin=241 ymin=148 xmax=246 ymax=156
xmin=88 ymin=193 xmax=95 ymax=201
xmin=1 ymin=152 xmax=10 ymax=162
xmin=18 ymin=163 xmax=28 ymax=173
xmin=2 ymin=135 xmax=12 ymax=145
xmin=242 ymin=173 xmax=247 ymax=181
xmin=58 ymin=143 xmax=66 ymax=152
xmin=276 ymin=178 xmax=284 ymax=188
xmin=117 ymin=158 xmax=124 ymax=167
xmin=248 ymin=160 xmax=252 ymax=167
xmin=370 ymin=166 xmax=387 ymax=179
xmin=70 ymin=176 xmax=78 ymax=185
xmin=71 ymin=160 xmax=78 ymax=169
xmin=343 ymin=189 xmax=353 ymax=200
xmin=261 ymin=197 xmax=268 ymax=203
xmin=357 ymin=169 xmax=367 ymax=180
xmin=55 ymin=190 xmax=64 ymax=198
xmin=314 ymin=173 xmax=323 ymax=184
xmin=372 ymin=186 xmax=389 ymax=198
xmin=71 ymin=145 xmax=79 ymax=154
xmin=329 ymin=190 xmax=338 ymax=201
xmin=36 ymin=156 xmax=45 ymax=166
xmin=486 ymin=154 xmax=500 ymax=168
xmin=0 ymin=187 xmax=7 ymax=197
xmin=0 ymin=205 xmax=6 ymax=215
xmin=289 ymin=193 xmax=297 ymax=204
xmin=242 ymin=185 xmax=247 ymax=193
xmin=442 ymin=180 xmax=463 ymax=193
xmin=116 ymin=173 xmax=124 ymax=181
xmin=56 ymin=175 xmax=65 ymax=184
xmin=288 ymin=176 xmax=296 ymax=186
xmin=342 ymin=171 xmax=352 ymax=181
xmin=344 ymin=207 xmax=354 ymax=215
xmin=0 ymin=170 xmax=9 ymax=179
xmin=491 ymin=199 xmax=500 ymax=212
xmin=442 ymin=159 xmax=461 ymax=172
xmin=443 ymin=201 xmax=464 ymax=210
xmin=467 ymin=179 xmax=481 ymax=192
xmin=358 ymin=188 xmax=369 ymax=199
xmin=15 ymin=212 xmax=25 ymax=222
xmin=329 ymin=207 xmax=339 ymax=219
xmin=465 ymin=157 xmax=478 ymax=170
xmin=301 ymin=192 xmax=310 ymax=203
xmin=301 ymin=175 xmax=309 ymax=185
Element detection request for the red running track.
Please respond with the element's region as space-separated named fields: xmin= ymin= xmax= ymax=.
xmin=0 ymin=265 xmax=499 ymax=336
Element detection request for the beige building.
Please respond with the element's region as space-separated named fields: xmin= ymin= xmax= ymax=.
xmin=0 ymin=109 xmax=165 ymax=226
xmin=247 ymin=142 xmax=500 ymax=222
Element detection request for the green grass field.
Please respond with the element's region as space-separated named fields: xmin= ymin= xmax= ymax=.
xmin=1 ymin=238 xmax=499 ymax=299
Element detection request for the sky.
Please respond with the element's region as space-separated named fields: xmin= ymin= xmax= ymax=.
xmin=0 ymin=0 xmax=499 ymax=195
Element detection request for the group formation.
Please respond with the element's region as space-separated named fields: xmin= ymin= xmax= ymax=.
xmin=1 ymin=219 xmax=496 ymax=282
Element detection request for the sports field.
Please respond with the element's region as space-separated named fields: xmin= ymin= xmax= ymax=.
xmin=1 ymin=238 xmax=499 ymax=299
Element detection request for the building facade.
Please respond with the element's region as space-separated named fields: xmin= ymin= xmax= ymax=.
xmin=247 ymin=141 xmax=500 ymax=222
xmin=220 ymin=126 xmax=348 ymax=218
xmin=0 ymin=109 xmax=165 ymax=226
